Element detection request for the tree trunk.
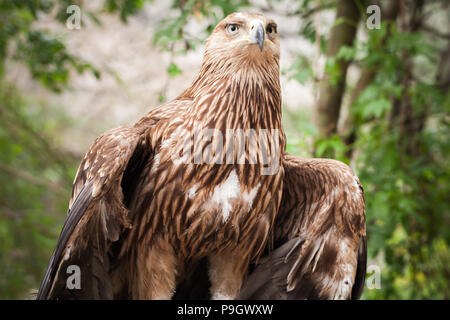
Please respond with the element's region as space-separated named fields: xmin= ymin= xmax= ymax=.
xmin=390 ymin=0 xmax=425 ymax=157
xmin=340 ymin=0 xmax=400 ymax=157
xmin=314 ymin=0 xmax=360 ymax=138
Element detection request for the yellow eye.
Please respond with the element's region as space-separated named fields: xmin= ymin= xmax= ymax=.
xmin=226 ymin=24 xmax=239 ymax=34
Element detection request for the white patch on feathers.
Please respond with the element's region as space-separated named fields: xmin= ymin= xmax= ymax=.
xmin=63 ymin=244 xmax=72 ymax=261
xmin=330 ymin=242 xmax=355 ymax=299
xmin=211 ymin=293 xmax=233 ymax=300
xmin=151 ymin=153 xmax=160 ymax=173
xmin=242 ymin=183 xmax=261 ymax=211
xmin=210 ymin=169 xmax=240 ymax=222
xmin=188 ymin=185 xmax=197 ymax=199
xmin=160 ymin=138 xmax=172 ymax=149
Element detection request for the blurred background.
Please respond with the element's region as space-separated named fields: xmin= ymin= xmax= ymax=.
xmin=0 ymin=0 xmax=448 ymax=299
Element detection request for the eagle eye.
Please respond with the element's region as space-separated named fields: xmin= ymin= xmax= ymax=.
xmin=226 ymin=24 xmax=239 ymax=35
xmin=266 ymin=24 xmax=276 ymax=35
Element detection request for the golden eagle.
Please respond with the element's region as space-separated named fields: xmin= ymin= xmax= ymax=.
xmin=37 ymin=12 xmax=366 ymax=300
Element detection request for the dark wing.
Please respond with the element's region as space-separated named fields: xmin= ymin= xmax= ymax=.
xmin=37 ymin=124 xmax=152 ymax=300
xmin=239 ymin=155 xmax=367 ymax=300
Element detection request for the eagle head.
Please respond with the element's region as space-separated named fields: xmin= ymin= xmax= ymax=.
xmin=203 ymin=12 xmax=280 ymax=73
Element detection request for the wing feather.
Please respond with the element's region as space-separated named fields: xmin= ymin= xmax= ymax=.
xmin=240 ymin=155 xmax=367 ymax=300
xmin=37 ymin=100 xmax=190 ymax=300
xmin=37 ymin=126 xmax=151 ymax=299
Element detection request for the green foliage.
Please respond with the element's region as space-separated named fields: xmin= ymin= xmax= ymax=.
xmin=153 ymin=0 xmax=249 ymax=52
xmin=0 ymin=0 xmax=99 ymax=91
xmin=357 ymin=117 xmax=450 ymax=299
xmin=167 ymin=62 xmax=183 ymax=78
xmin=106 ymin=0 xmax=150 ymax=22
xmin=14 ymin=30 xmax=99 ymax=92
xmin=282 ymin=107 xmax=317 ymax=157
xmin=314 ymin=134 xmax=348 ymax=162
xmin=0 ymin=82 xmax=76 ymax=298
xmin=352 ymin=84 xmax=393 ymax=120
xmin=283 ymin=56 xmax=313 ymax=85
xmin=336 ymin=45 xmax=357 ymax=61
xmin=0 ymin=0 xmax=98 ymax=298
xmin=324 ymin=57 xmax=342 ymax=86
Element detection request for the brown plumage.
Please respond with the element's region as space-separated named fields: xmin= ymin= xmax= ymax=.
xmin=37 ymin=12 xmax=366 ymax=300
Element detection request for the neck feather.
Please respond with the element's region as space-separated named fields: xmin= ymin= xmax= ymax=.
xmin=179 ymin=57 xmax=282 ymax=131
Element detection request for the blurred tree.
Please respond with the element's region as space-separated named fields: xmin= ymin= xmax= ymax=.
xmin=0 ymin=0 xmax=90 ymax=298
xmin=327 ymin=0 xmax=449 ymax=298
xmin=340 ymin=0 xmax=400 ymax=158
xmin=0 ymin=0 xmax=100 ymax=92
xmin=0 ymin=0 xmax=148 ymax=298
xmin=314 ymin=0 xmax=360 ymax=139
xmin=0 ymin=81 xmax=79 ymax=298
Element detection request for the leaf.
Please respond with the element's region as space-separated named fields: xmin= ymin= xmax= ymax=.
xmin=363 ymin=98 xmax=391 ymax=118
xmin=167 ymin=62 xmax=182 ymax=78
xmin=336 ymin=45 xmax=357 ymax=61
xmin=324 ymin=57 xmax=341 ymax=86
xmin=285 ymin=56 xmax=313 ymax=84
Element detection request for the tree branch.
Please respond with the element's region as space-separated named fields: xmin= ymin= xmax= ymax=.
xmin=0 ymin=162 xmax=62 ymax=193
xmin=421 ymin=24 xmax=450 ymax=40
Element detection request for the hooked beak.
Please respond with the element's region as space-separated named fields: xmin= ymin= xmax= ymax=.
xmin=249 ymin=21 xmax=265 ymax=52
